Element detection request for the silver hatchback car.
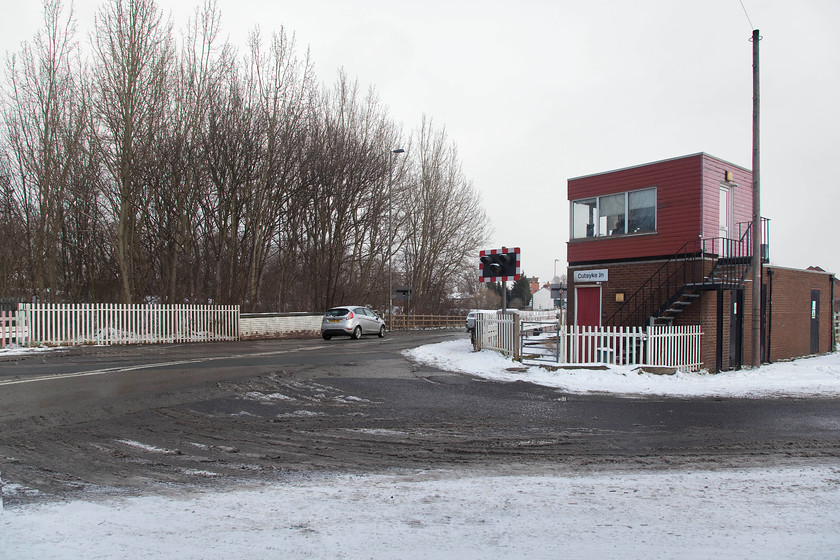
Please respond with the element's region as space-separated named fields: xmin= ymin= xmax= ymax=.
xmin=321 ymin=306 xmax=386 ymax=340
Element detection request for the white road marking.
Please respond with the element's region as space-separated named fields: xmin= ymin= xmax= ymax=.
xmin=0 ymin=345 xmax=333 ymax=387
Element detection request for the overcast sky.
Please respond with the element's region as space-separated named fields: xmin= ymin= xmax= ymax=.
xmin=3 ymin=0 xmax=839 ymax=284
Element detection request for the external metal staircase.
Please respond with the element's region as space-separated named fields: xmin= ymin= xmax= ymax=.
xmin=605 ymin=219 xmax=769 ymax=328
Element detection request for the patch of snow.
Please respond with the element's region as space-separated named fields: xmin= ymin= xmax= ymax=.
xmin=405 ymin=339 xmax=840 ymax=398
xmin=243 ymin=391 xmax=293 ymax=402
xmin=116 ymin=440 xmax=179 ymax=455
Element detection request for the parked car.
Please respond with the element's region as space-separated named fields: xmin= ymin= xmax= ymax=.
xmin=466 ymin=310 xmax=478 ymax=332
xmin=321 ymin=306 xmax=386 ymax=340
xmin=466 ymin=309 xmax=496 ymax=332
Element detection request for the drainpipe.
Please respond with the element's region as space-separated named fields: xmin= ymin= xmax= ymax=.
xmin=766 ymin=268 xmax=773 ymax=364
xmin=830 ymin=274 xmax=836 ymax=353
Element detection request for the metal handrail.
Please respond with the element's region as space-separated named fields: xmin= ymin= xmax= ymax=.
xmin=605 ymin=218 xmax=770 ymax=327
xmin=604 ymin=239 xmax=705 ymax=327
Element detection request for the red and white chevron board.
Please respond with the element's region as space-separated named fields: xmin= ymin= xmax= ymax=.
xmin=478 ymin=246 xmax=521 ymax=283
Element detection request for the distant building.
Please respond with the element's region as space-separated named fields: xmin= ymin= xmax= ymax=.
xmin=530 ymin=287 xmax=555 ymax=310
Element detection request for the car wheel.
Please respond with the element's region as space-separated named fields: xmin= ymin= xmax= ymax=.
xmin=352 ymin=326 xmax=362 ymax=339
xmin=322 ymin=333 xmax=331 ymax=340
xmin=378 ymin=325 xmax=386 ymax=338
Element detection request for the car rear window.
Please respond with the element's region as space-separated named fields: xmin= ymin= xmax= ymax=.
xmin=325 ymin=308 xmax=350 ymax=317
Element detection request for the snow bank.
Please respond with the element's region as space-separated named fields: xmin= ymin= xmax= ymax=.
xmin=405 ymin=338 xmax=840 ymax=398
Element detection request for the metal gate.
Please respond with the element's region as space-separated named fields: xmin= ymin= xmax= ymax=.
xmin=519 ymin=320 xmax=562 ymax=364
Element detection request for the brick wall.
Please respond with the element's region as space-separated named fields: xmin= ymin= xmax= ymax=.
xmin=765 ymin=266 xmax=834 ymax=362
xmin=240 ymin=313 xmax=322 ymax=340
xmin=568 ymin=259 xmax=714 ymax=327
xmin=567 ymin=261 xmax=836 ymax=371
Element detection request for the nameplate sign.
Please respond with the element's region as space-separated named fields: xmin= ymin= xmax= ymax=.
xmin=574 ymin=269 xmax=608 ymax=282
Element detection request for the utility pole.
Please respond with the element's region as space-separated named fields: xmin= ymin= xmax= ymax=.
xmin=751 ymin=28 xmax=762 ymax=367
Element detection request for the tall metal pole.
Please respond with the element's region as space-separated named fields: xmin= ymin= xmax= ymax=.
xmin=388 ymin=148 xmax=404 ymax=332
xmin=751 ymin=29 xmax=762 ymax=367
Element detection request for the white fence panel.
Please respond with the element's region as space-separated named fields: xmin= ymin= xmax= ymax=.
xmin=475 ymin=311 xmax=518 ymax=357
xmin=474 ymin=315 xmax=703 ymax=372
xmin=19 ymin=303 xmax=240 ymax=346
xmin=646 ymin=325 xmax=703 ymax=371
xmin=565 ymin=325 xmax=646 ymax=365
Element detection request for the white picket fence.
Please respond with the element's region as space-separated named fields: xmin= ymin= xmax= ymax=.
xmin=646 ymin=325 xmax=704 ymax=370
xmin=563 ymin=325 xmax=647 ymax=365
xmin=474 ymin=312 xmax=703 ymax=372
xmin=16 ymin=303 xmax=240 ymax=346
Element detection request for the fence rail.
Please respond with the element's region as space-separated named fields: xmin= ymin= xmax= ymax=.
xmin=388 ymin=314 xmax=465 ymax=330
xmin=18 ymin=303 xmax=240 ymax=346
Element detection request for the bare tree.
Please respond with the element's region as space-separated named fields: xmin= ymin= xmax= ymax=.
xmin=0 ymin=2 xmax=492 ymax=314
xmin=0 ymin=153 xmax=25 ymax=297
xmin=295 ymin=71 xmax=398 ymax=311
xmin=243 ymin=26 xmax=313 ymax=310
xmin=2 ymin=0 xmax=88 ymax=301
xmin=142 ymin=0 xmax=228 ymax=303
xmin=197 ymin=24 xmax=312 ymax=310
xmin=92 ymin=0 xmax=174 ymax=303
xmin=399 ymin=116 xmax=492 ymax=313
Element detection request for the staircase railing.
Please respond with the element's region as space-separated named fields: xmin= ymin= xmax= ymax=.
xmin=605 ymin=239 xmax=706 ymax=327
xmin=604 ymin=218 xmax=770 ymax=327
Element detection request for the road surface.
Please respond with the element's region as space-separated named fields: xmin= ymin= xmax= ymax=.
xmin=1 ymin=331 xmax=838 ymax=506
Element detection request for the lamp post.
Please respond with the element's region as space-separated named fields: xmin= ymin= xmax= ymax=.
xmin=388 ymin=148 xmax=405 ymax=332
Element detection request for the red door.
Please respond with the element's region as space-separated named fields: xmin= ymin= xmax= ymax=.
xmin=576 ymin=286 xmax=601 ymax=327
xmin=575 ymin=286 xmax=601 ymax=362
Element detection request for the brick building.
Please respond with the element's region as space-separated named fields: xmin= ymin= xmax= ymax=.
xmin=567 ymin=153 xmax=835 ymax=372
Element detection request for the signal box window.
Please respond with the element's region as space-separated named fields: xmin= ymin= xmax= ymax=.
xmin=628 ymin=188 xmax=656 ymax=233
xmin=572 ymin=198 xmax=597 ymax=239
xmin=571 ymin=187 xmax=656 ymax=239
xmin=598 ymin=193 xmax=625 ymax=236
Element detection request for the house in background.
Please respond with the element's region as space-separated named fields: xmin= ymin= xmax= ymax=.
xmin=530 ymin=287 xmax=555 ymax=310
xmin=566 ymin=153 xmax=834 ymax=372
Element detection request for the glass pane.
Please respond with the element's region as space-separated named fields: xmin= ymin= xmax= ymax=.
xmin=718 ymin=187 xmax=731 ymax=238
xmin=571 ymin=198 xmax=597 ymax=239
xmin=598 ymin=193 xmax=625 ymax=236
xmin=628 ymin=188 xmax=656 ymax=233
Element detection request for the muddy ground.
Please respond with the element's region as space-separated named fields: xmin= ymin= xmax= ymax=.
xmin=2 ymin=335 xmax=838 ymax=507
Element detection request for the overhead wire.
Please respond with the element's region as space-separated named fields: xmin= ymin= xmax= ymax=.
xmin=739 ymin=0 xmax=756 ymax=31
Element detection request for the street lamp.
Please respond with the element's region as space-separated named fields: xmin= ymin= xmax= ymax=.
xmin=388 ymin=148 xmax=405 ymax=332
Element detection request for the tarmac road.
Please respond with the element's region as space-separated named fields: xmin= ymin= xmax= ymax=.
xmin=1 ymin=330 xmax=839 ymax=506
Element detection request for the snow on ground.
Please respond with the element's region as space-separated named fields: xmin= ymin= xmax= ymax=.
xmin=2 ymin=341 xmax=840 ymax=558
xmin=0 ymin=344 xmax=60 ymax=356
xmin=2 ymin=465 xmax=839 ymax=559
xmin=405 ymin=338 xmax=840 ymax=398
